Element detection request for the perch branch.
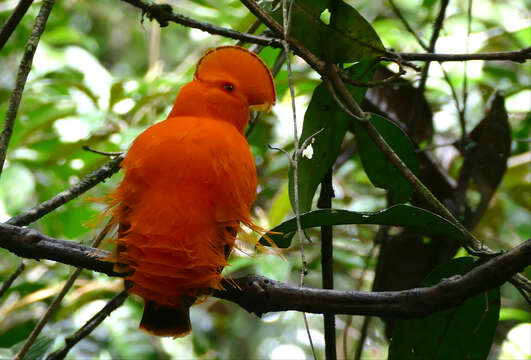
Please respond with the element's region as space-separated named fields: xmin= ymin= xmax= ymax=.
xmin=0 ymin=0 xmax=55 ymax=178
xmin=0 ymin=223 xmax=124 ymax=277
xmin=1 ymin=223 xmax=530 ymax=317
xmin=216 ymin=239 xmax=531 ymax=316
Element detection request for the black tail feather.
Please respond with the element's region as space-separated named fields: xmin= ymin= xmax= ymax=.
xmin=140 ymin=301 xmax=191 ymax=338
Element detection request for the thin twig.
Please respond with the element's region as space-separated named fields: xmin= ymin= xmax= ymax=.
xmin=318 ymin=168 xmax=336 ymax=360
xmin=0 ymin=262 xmax=25 ymax=299
xmin=7 ymin=155 xmax=123 ymax=227
xmin=235 ymin=0 xmax=281 ymax=47
xmin=398 ymin=48 xmax=531 ymax=63
xmin=350 ymin=240 xmax=378 ymax=360
xmin=353 ymin=317 xmax=370 ymax=360
xmin=461 ymin=0 xmax=473 ymax=143
xmin=13 ymin=267 xmax=84 ymax=360
xmin=439 ymin=65 xmax=466 ymax=137
xmin=82 ymin=145 xmax=124 ymax=157
xmin=0 ymin=0 xmax=34 ymax=51
xmin=280 ymin=0 xmax=316 ymax=357
xmin=388 ymin=0 xmax=428 ymax=51
xmin=13 ymin=221 xmax=112 ymax=360
xmin=415 ymin=141 xmax=457 ymax=153
xmin=409 ymin=0 xmax=449 ymax=130
xmin=45 ymin=290 xmax=130 ymax=360
xmin=119 ymin=0 xmax=282 ymax=48
xmin=0 ymin=0 xmax=55 ymax=178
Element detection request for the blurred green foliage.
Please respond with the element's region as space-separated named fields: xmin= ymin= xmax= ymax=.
xmin=0 ymin=0 xmax=529 ymax=359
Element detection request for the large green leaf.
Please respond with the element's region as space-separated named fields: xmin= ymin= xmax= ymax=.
xmin=389 ymin=257 xmax=501 ymax=360
xmin=261 ymin=204 xmax=466 ymax=248
xmin=271 ymin=0 xmax=385 ymax=63
xmin=289 ymin=61 xmax=375 ymax=213
xmin=353 ymin=114 xmax=419 ymax=203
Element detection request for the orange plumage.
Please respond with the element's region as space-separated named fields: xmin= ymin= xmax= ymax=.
xmin=109 ymin=46 xmax=276 ymax=337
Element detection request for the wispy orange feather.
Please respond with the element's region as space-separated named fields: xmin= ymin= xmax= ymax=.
xmin=107 ymin=46 xmax=276 ymax=337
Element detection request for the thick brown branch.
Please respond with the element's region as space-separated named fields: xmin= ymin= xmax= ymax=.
xmin=119 ymin=0 xmax=282 ymax=48
xmin=1 ymin=223 xmax=529 ymax=317
xmin=399 ymin=48 xmax=531 ymax=63
xmin=216 ymin=239 xmax=531 ymax=317
xmin=0 ymin=223 xmax=122 ymax=277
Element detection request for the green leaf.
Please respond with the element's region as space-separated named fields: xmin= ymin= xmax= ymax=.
xmin=389 ymin=257 xmax=501 ymax=360
xmin=353 ymin=114 xmax=419 ymax=203
xmin=289 ymin=61 xmax=375 ymax=213
xmin=499 ymin=308 xmax=531 ymax=323
xmin=261 ymin=204 xmax=466 ymax=248
xmin=271 ymin=0 xmax=384 ymax=63
xmin=10 ymin=334 xmax=55 ymax=360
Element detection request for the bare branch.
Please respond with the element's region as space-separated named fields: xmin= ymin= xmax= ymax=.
xmin=7 ymin=155 xmax=123 ymax=227
xmin=0 ymin=0 xmax=34 ymax=51
xmin=1 ymin=222 xmax=529 ymax=318
xmin=0 ymin=0 xmax=55 ymax=178
xmin=399 ymin=48 xmax=531 ymax=63
xmin=13 ymin=221 xmax=113 ymax=360
xmin=388 ymin=0 xmax=429 ymax=51
xmin=216 ymin=239 xmax=531 ymax=316
xmin=0 ymin=222 xmax=124 ymax=277
xmin=119 ymin=0 xmax=282 ymax=48
xmin=45 ymin=290 xmax=129 ymax=360
xmin=0 ymin=262 xmax=25 ymax=299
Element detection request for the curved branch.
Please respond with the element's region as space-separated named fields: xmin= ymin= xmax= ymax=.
xmin=1 ymin=222 xmax=529 ymax=317
xmin=217 ymin=240 xmax=531 ymax=317
xmin=119 ymin=0 xmax=282 ymax=48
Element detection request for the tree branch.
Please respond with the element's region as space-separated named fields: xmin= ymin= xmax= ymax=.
xmin=217 ymin=239 xmax=531 ymax=316
xmin=0 ymin=223 xmax=124 ymax=277
xmin=0 ymin=0 xmax=55 ymax=178
xmin=6 ymin=155 xmax=123 ymax=227
xmin=399 ymin=48 xmax=531 ymax=63
xmin=0 ymin=0 xmax=35 ymax=51
xmin=45 ymin=290 xmax=129 ymax=360
xmin=1 ymin=223 xmax=530 ymax=317
xmin=118 ymin=0 xmax=282 ymax=48
xmin=0 ymin=262 xmax=25 ymax=299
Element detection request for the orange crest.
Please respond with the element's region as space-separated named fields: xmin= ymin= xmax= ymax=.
xmin=194 ymin=46 xmax=276 ymax=111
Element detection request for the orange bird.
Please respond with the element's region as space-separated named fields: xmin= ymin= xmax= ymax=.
xmin=109 ymin=46 xmax=276 ymax=337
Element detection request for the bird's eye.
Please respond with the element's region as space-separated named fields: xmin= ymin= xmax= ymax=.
xmin=223 ymin=84 xmax=234 ymax=92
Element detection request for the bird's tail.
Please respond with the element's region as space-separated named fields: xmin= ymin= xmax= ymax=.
xmin=140 ymin=301 xmax=191 ymax=338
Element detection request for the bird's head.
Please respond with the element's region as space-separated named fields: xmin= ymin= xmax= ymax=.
xmin=169 ymin=46 xmax=276 ymax=133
